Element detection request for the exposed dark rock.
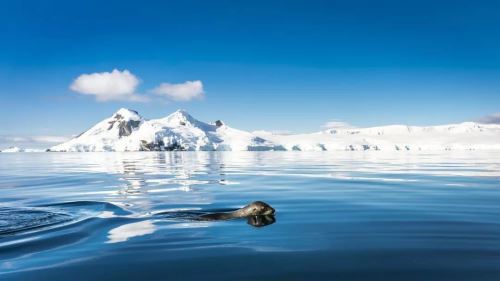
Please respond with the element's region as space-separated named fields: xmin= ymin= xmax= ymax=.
xmin=317 ymin=144 xmax=327 ymax=151
xmin=252 ymin=137 xmax=266 ymax=144
xmin=118 ymin=120 xmax=141 ymax=137
xmin=164 ymin=142 xmax=185 ymax=151
xmin=140 ymin=140 xmax=155 ymax=151
xmin=108 ymin=113 xmax=142 ymax=136
xmin=247 ymin=145 xmax=274 ymax=151
xmin=108 ymin=114 xmax=123 ymax=130
xmin=273 ymin=145 xmax=287 ymax=151
xmin=157 ymin=139 xmax=165 ymax=149
xmin=74 ymin=131 xmax=86 ymax=138
xmin=139 ymin=139 xmax=185 ymax=151
xmin=215 ymin=120 xmax=224 ymax=127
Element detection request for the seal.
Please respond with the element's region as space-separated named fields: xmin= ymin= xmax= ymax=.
xmin=155 ymin=201 xmax=276 ymax=227
xmin=197 ymin=201 xmax=275 ymax=221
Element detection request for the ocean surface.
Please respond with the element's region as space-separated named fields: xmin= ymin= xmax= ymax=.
xmin=1 ymin=151 xmax=500 ymax=281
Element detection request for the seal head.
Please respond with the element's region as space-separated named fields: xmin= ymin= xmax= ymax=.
xmin=197 ymin=201 xmax=275 ymax=221
xmin=234 ymin=201 xmax=275 ymax=217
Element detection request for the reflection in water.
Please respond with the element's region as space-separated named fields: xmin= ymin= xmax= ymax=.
xmin=107 ymin=220 xmax=157 ymax=244
xmin=247 ymin=215 xmax=276 ymax=227
xmin=46 ymin=152 xmax=227 ymax=211
xmin=118 ymin=160 xmax=147 ymax=196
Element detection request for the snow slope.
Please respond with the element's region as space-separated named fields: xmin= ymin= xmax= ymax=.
xmin=255 ymin=122 xmax=500 ymax=151
xmin=49 ymin=108 xmax=500 ymax=152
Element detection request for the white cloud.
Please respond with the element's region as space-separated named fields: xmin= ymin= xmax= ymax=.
xmin=321 ymin=120 xmax=354 ymax=130
xmin=70 ymin=69 xmax=146 ymax=102
xmin=477 ymin=113 xmax=500 ymax=124
xmin=152 ymin=80 xmax=204 ymax=101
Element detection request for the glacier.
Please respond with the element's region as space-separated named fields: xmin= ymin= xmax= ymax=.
xmin=24 ymin=108 xmax=500 ymax=152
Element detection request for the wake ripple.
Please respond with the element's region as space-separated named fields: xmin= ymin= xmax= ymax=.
xmin=0 ymin=208 xmax=73 ymax=237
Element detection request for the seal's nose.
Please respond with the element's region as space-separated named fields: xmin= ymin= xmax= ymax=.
xmin=269 ymin=207 xmax=275 ymax=214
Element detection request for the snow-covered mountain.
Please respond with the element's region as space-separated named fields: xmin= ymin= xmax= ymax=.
xmin=49 ymin=108 xmax=284 ymax=152
xmin=256 ymin=122 xmax=500 ymax=151
xmin=48 ymin=108 xmax=500 ymax=152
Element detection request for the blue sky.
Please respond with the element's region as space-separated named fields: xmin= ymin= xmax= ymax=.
xmin=1 ymin=0 xmax=500 ymax=147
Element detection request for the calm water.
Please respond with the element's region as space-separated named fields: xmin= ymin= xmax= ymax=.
xmin=1 ymin=152 xmax=500 ymax=281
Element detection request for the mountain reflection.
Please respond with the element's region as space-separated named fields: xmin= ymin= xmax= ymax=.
xmin=47 ymin=152 xmax=244 ymax=210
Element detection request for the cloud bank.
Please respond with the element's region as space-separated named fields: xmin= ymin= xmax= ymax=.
xmin=0 ymin=135 xmax=70 ymax=150
xmin=152 ymin=80 xmax=205 ymax=101
xmin=477 ymin=113 xmax=500 ymax=124
xmin=70 ymin=69 xmax=146 ymax=102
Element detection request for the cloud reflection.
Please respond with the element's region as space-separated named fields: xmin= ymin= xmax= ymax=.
xmin=107 ymin=220 xmax=156 ymax=244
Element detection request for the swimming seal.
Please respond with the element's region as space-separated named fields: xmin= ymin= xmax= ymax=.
xmin=156 ymin=201 xmax=277 ymax=227
xmin=198 ymin=201 xmax=275 ymax=221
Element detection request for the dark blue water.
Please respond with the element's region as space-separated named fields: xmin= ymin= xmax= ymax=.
xmin=1 ymin=152 xmax=500 ymax=280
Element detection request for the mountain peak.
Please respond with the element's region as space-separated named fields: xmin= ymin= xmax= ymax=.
xmin=162 ymin=109 xmax=198 ymax=125
xmin=113 ymin=108 xmax=141 ymax=119
xmin=171 ymin=109 xmax=190 ymax=116
xmin=214 ymin=120 xmax=225 ymax=127
xmin=165 ymin=109 xmax=195 ymax=120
